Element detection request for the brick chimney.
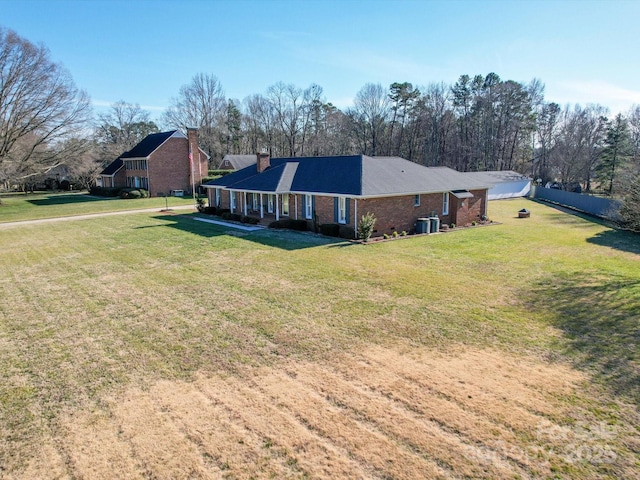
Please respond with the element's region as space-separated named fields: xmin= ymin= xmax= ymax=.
xmin=257 ymin=151 xmax=270 ymax=173
xmin=187 ymin=128 xmax=201 ymax=182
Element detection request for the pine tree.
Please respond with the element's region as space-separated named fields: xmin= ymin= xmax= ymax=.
xmin=597 ymin=114 xmax=632 ymax=195
xmin=619 ymin=174 xmax=640 ymax=232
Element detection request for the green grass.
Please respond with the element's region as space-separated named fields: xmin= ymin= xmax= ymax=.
xmin=0 ymin=198 xmax=638 ymax=476
xmin=0 ymin=191 xmax=197 ymax=223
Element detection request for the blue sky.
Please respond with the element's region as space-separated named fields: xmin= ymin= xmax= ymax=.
xmin=2 ymin=0 xmax=639 ymax=123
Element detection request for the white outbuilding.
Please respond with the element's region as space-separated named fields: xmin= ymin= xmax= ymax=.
xmin=463 ymin=171 xmax=531 ymax=200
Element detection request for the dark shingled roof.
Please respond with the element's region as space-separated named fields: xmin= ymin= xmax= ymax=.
xmin=100 ymin=158 xmax=124 ymax=175
xmin=205 ymin=155 xmax=490 ymax=197
xmin=120 ymin=131 xmax=177 ymax=159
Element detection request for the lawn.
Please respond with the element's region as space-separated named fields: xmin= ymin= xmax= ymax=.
xmin=0 ymin=198 xmax=638 ymax=478
xmin=0 ymin=191 xmax=196 ymax=223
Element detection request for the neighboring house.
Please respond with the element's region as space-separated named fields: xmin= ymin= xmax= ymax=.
xmin=463 ymin=170 xmax=531 ymax=200
xmin=97 ymin=129 xmax=209 ymax=196
xmin=98 ymin=158 xmax=125 ymax=188
xmin=203 ymin=154 xmax=489 ymax=235
xmin=218 ymin=154 xmax=257 ymax=170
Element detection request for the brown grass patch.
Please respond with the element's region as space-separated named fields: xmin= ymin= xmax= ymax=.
xmin=13 ymin=344 xmax=636 ymax=479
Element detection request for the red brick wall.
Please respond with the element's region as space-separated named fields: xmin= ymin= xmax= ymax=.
xmin=449 ymin=189 xmax=487 ymax=226
xmin=142 ymin=134 xmax=208 ymax=197
xmin=355 ymin=194 xmax=449 ymax=235
xmin=147 ymin=137 xmax=190 ymax=196
xmin=210 ymin=188 xmax=488 ymax=234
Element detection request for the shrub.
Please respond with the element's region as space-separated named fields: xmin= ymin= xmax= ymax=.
xmin=216 ymin=208 xmax=230 ymax=216
xmin=196 ymin=197 xmax=206 ymax=212
xmin=339 ymin=225 xmax=355 ymax=239
xmin=241 ymin=216 xmax=260 ymax=225
xmin=202 ymin=206 xmax=217 ymax=215
xmin=268 ymin=219 xmax=308 ymax=231
xmin=221 ymin=212 xmax=243 ymax=222
xmin=320 ymin=223 xmax=340 ymax=237
xmin=472 ymin=221 xmax=477 ymax=226
xmin=90 ymin=186 xmax=121 ymax=197
xmin=59 ymin=180 xmax=71 ymax=191
xmin=208 ymin=169 xmax=233 ymax=177
xmin=383 ymin=233 xmax=390 ymax=239
xmin=401 ymin=231 xmax=407 ymax=236
xmin=450 ymin=223 xmax=456 ymax=229
xmin=357 ymin=212 xmax=376 ymax=241
xmin=392 ymin=231 xmax=399 ymax=238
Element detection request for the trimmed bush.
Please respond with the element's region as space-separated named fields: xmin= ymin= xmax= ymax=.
xmin=339 ymin=225 xmax=355 ymax=239
xmin=221 ymin=212 xmax=242 ymax=221
xmin=241 ymin=216 xmax=260 ymax=225
xmin=208 ymin=169 xmax=234 ymax=177
xmin=357 ymin=212 xmax=376 ymax=241
xmin=320 ymin=223 xmax=340 ymax=237
xmin=216 ymin=208 xmax=230 ymax=216
xmin=90 ymin=186 xmax=121 ymax=197
xmin=202 ymin=206 xmax=217 ymax=215
xmin=268 ymin=219 xmax=308 ymax=231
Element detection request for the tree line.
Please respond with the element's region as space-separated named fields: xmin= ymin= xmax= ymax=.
xmin=1 ymin=26 xmax=639 ymax=202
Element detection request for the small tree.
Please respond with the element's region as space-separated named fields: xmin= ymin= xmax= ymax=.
xmin=619 ymin=174 xmax=640 ymax=232
xmin=357 ymin=212 xmax=377 ymax=241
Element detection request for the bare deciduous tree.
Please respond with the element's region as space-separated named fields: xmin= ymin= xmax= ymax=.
xmin=162 ymin=73 xmax=227 ymax=165
xmin=95 ymin=101 xmax=158 ymax=161
xmin=0 ymin=27 xmax=92 ymax=188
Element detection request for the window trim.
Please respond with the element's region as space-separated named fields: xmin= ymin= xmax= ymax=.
xmin=338 ymin=197 xmax=347 ymax=224
xmin=281 ymin=193 xmax=290 ymax=216
xmin=414 ymin=194 xmax=420 ymax=207
xmin=443 ymin=192 xmax=449 ymax=216
xmin=305 ymin=194 xmax=313 ymax=219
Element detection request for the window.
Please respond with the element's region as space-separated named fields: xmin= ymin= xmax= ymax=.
xmin=267 ymin=194 xmax=274 ymax=213
xmin=305 ymin=194 xmax=313 ymax=219
xmin=282 ymin=194 xmax=289 ymax=216
xmin=230 ymin=191 xmax=236 ymax=211
xmin=443 ymin=192 xmax=449 ymax=216
xmin=338 ymin=197 xmax=347 ymax=224
xmin=414 ymin=194 xmax=420 ymax=207
xmin=215 ymin=188 xmax=221 ymax=207
xmin=252 ymin=193 xmax=258 ymax=210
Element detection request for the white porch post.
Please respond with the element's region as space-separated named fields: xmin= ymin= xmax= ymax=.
xmin=260 ymin=193 xmax=264 ymax=218
xmin=243 ymin=192 xmax=247 ymax=216
xmin=275 ymin=194 xmax=280 ymax=221
xmin=354 ymin=199 xmax=358 ymax=229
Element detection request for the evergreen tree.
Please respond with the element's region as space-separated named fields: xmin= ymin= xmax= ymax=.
xmin=597 ymin=114 xmax=632 ymax=195
xmin=619 ymin=174 xmax=640 ymax=231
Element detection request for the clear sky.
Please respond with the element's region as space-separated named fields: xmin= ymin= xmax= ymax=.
xmin=2 ymin=0 xmax=639 ymax=123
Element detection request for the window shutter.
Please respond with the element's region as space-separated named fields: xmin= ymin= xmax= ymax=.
xmin=334 ymin=197 xmax=339 ymax=222
xmin=312 ymin=195 xmax=315 ymax=214
xmin=345 ymin=198 xmax=350 ymax=223
xmin=302 ymin=195 xmax=306 ymax=214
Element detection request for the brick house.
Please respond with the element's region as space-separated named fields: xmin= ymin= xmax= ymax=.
xmin=98 ymin=129 xmax=209 ymax=196
xmin=218 ymin=154 xmax=256 ymax=170
xmin=203 ymin=154 xmax=489 ymax=236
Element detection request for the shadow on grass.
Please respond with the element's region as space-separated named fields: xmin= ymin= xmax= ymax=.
xmin=526 ymin=272 xmax=640 ymax=405
xmin=587 ymin=229 xmax=640 ymax=256
xmin=27 ymin=193 xmax=111 ymax=206
xmin=146 ymin=214 xmax=342 ymax=251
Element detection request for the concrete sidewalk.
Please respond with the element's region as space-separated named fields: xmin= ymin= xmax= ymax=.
xmin=0 ymin=205 xmax=196 ymax=229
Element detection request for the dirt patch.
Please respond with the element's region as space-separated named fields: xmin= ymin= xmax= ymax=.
xmin=15 ymin=345 xmax=636 ymax=479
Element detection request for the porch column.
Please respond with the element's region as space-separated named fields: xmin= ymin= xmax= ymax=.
xmin=295 ymin=195 xmax=298 ymax=220
xmin=260 ymin=193 xmax=264 ymax=218
xmin=243 ymin=193 xmax=247 ymax=216
xmin=354 ymin=199 xmax=358 ymax=229
xmin=275 ymin=194 xmax=280 ymax=221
